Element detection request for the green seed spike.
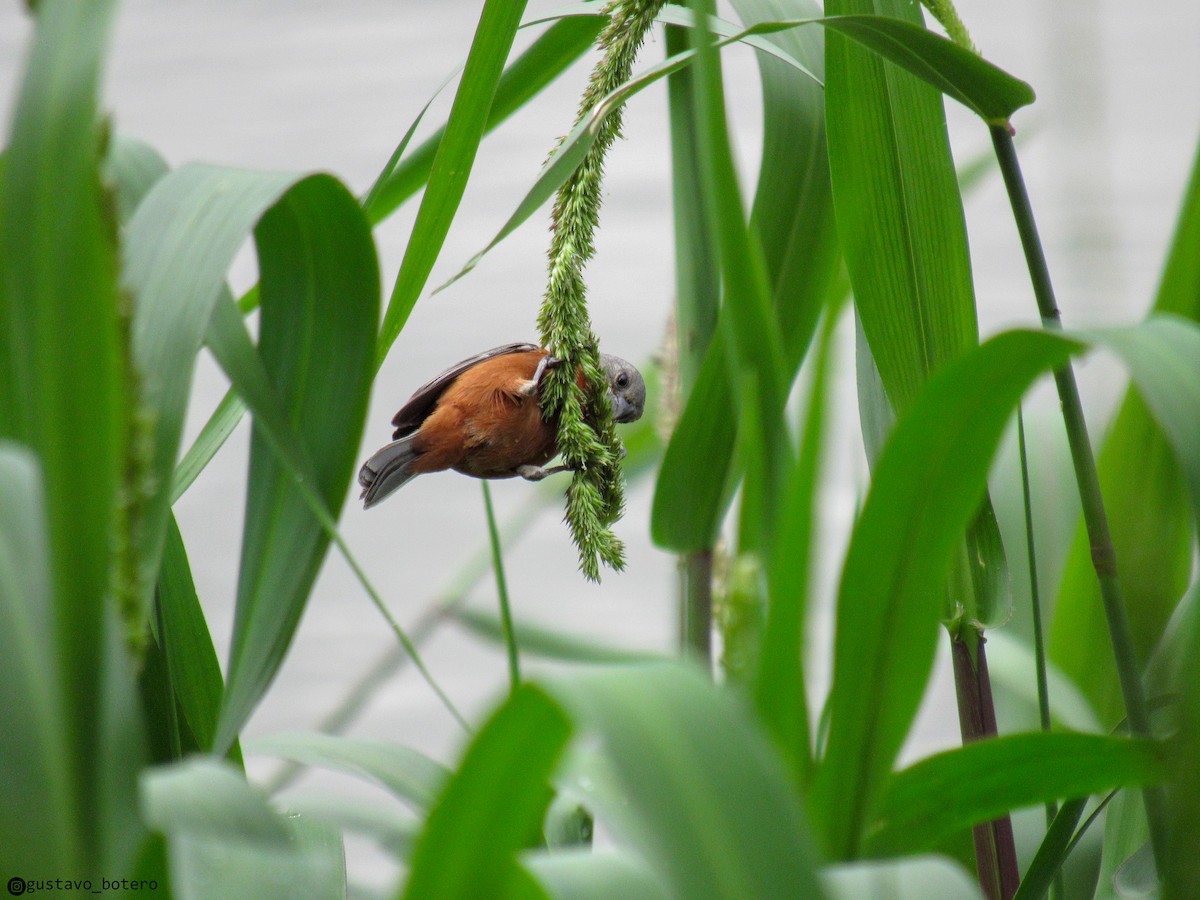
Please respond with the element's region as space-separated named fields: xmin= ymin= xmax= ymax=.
xmin=537 ymin=0 xmax=665 ymax=580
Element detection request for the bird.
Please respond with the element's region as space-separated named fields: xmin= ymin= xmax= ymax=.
xmin=358 ymin=342 xmax=646 ymax=509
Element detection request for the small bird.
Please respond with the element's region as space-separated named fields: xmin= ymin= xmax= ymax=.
xmin=359 ymin=342 xmax=645 ymax=508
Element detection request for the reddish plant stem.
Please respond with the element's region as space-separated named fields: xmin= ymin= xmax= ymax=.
xmin=952 ymin=634 xmax=1021 ymax=900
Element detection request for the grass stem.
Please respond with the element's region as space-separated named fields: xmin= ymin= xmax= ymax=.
xmin=483 ymin=482 xmax=521 ymax=693
xmin=952 ymin=635 xmax=1021 ymax=899
xmin=990 ymin=123 xmax=1169 ymax=873
xmin=1017 ymin=406 xmax=1062 ymax=899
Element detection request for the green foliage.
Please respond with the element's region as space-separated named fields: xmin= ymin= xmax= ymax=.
xmin=2 ymin=1 xmax=1198 ymax=897
xmin=1052 ymin=143 xmax=1200 ymax=723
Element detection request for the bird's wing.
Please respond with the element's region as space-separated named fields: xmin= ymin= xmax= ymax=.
xmin=390 ymin=342 xmax=540 ymax=438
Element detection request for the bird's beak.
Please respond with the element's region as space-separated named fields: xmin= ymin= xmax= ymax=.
xmin=611 ymin=396 xmax=637 ymax=423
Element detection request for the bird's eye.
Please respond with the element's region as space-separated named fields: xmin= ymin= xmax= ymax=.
xmin=616 ymin=372 xmax=629 ymax=388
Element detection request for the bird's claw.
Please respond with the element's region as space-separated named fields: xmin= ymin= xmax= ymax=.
xmin=517 ymin=462 xmax=573 ymax=482
xmin=519 ymin=354 xmax=565 ymax=397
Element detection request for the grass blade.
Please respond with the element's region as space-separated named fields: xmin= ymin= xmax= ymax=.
xmin=1052 ymin=138 xmax=1200 ymax=719
xmin=825 ymin=0 xmax=978 ymax=415
xmin=812 ymin=329 xmax=1079 ymax=858
xmin=757 ymin=305 xmax=841 ymax=787
xmin=818 ymin=14 xmax=1033 ymax=123
xmin=547 ymin=663 xmax=825 ymax=898
xmin=0 ymin=446 xmax=75 ymax=873
xmin=376 ymin=0 xmax=527 ymax=363
xmin=523 ymin=848 xmax=666 ymax=899
xmin=214 ymin=174 xmax=379 ymax=750
xmin=364 ymin=15 xmax=602 ymax=226
xmin=0 ymin=0 xmax=137 ymax=872
xmin=142 ymin=759 xmax=344 ymax=900
xmin=125 ymin=165 xmax=301 ymax=626
xmin=402 ymin=684 xmax=571 ymax=898
xmin=171 ymin=387 xmax=246 ymax=503
xmin=247 ymin=731 xmax=449 ymax=811
xmin=867 ymin=733 xmax=1163 ymax=857
xmin=203 ymin=294 xmax=468 ymax=739
xmin=653 ymin=0 xmax=839 ymax=554
xmin=155 ymin=514 xmax=229 ymax=758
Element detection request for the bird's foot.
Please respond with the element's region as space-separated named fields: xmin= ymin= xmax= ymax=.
xmin=518 ymin=354 xmax=564 ymax=397
xmin=517 ymin=462 xmax=573 ymax=482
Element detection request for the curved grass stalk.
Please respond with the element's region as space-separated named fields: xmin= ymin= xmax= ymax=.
xmin=990 ymin=123 xmax=1169 ymax=874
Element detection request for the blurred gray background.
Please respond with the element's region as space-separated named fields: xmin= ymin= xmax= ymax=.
xmin=3 ymin=0 xmax=1198 ymax=890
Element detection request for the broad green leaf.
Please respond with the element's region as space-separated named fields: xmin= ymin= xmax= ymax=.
xmin=651 ymin=352 xmax=740 ymax=550
xmin=141 ymin=758 xmax=344 ymax=900
xmin=215 ymin=174 xmax=379 ymax=751
xmin=826 ymin=0 xmax=1008 ymax=654
xmin=403 ymin=684 xmax=571 ymax=899
xmin=757 ymin=305 xmax=841 ymax=787
xmin=737 ymin=0 xmax=839 ymax=367
xmin=818 ymin=15 xmax=1033 ymax=123
xmin=814 ymin=319 xmax=1200 ymax=858
xmin=1052 ymin=393 xmax=1194 ymax=724
xmin=1013 ymin=796 xmax=1089 ymax=900
xmin=523 ymin=848 xmax=666 ymax=900
xmin=1163 ymin=581 xmax=1200 ymax=894
xmin=125 ymin=164 xmax=302 ymax=629
xmin=0 ymin=0 xmax=137 ymax=874
xmin=376 ymin=0 xmax=527 ymax=362
xmin=1056 ymin=315 xmax=1200 ymax=719
xmin=203 ymin=287 xmax=466 ymax=738
xmin=812 ymin=329 xmax=1079 ymax=859
xmin=653 ymin=0 xmax=839 ymax=553
xmin=155 ymin=514 xmax=228 ymax=756
xmin=285 ymin=794 xmax=419 ymax=858
xmin=546 ymin=663 xmax=825 ymax=899
xmin=364 ymin=15 xmax=603 ymax=225
xmin=826 ymin=0 xmax=978 ymax=415
xmin=247 ymin=731 xmax=449 ymax=811
xmin=0 ymin=446 xmax=75 ymax=873
xmin=1094 ymin=317 xmax=1200 ymax=519
xmin=1052 ymin=137 xmax=1200 ymax=724
xmin=653 ymin=0 xmax=796 ymax=553
xmin=867 ymin=733 xmax=1164 ymax=857
xmin=663 ymin=19 xmax=719 ymax=396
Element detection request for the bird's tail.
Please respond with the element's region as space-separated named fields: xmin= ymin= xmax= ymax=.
xmin=358 ymin=436 xmax=420 ymax=508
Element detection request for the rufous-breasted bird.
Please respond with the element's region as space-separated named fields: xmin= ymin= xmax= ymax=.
xmin=358 ymin=343 xmax=646 ymax=508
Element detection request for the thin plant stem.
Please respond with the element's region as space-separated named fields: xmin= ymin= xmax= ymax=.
xmin=1017 ymin=406 xmax=1063 ymax=900
xmin=1013 ymin=796 xmax=1088 ymax=900
xmin=219 ymin=379 xmax=472 ymax=734
xmin=1017 ymin=408 xmax=1054 ymax=735
xmin=952 ymin=635 xmax=1021 ymax=899
xmin=264 ymin=490 xmax=551 ymax=794
xmin=323 ymin=504 xmax=470 ymax=733
xmin=482 ymin=482 xmax=521 ymax=693
xmin=990 ymin=123 xmax=1169 ymax=871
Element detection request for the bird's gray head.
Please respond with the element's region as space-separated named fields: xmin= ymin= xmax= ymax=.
xmin=599 ymin=354 xmax=646 ymax=424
